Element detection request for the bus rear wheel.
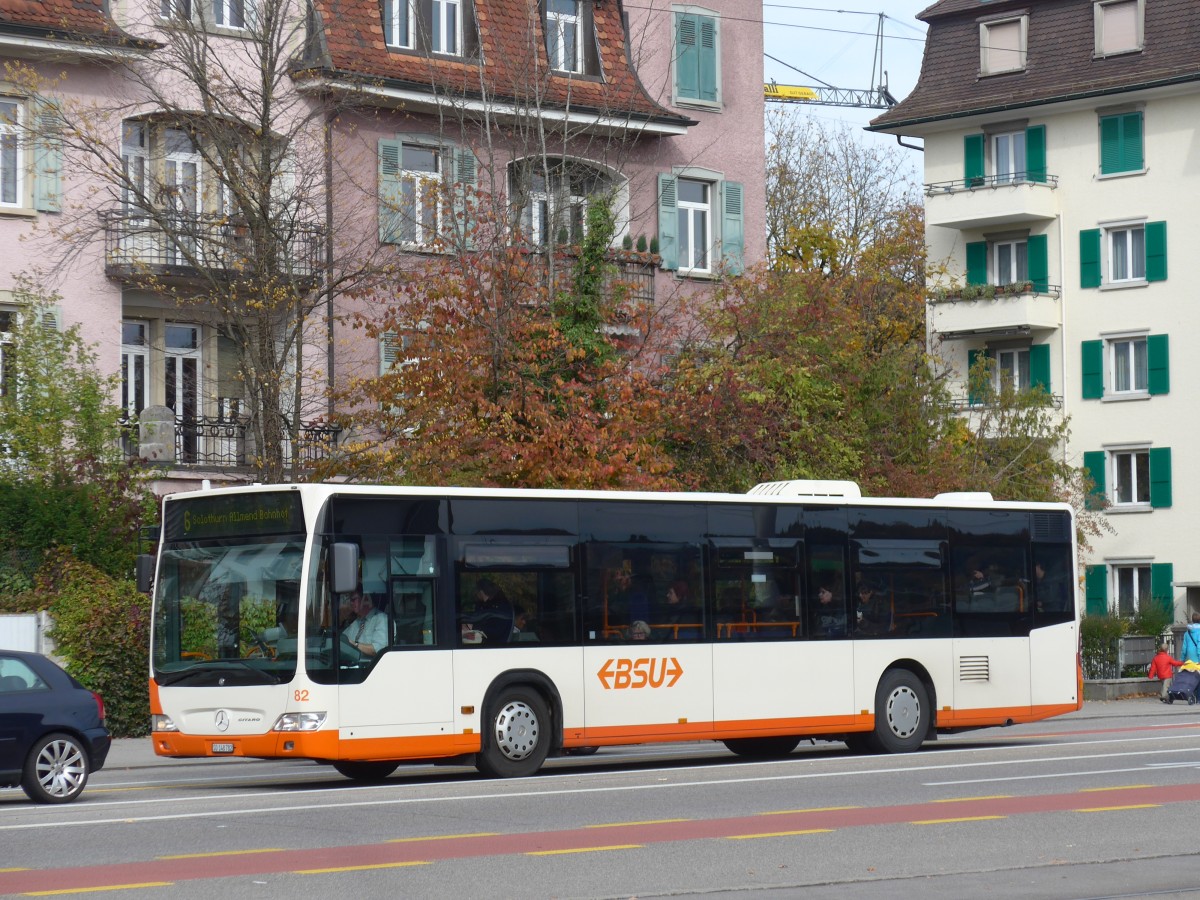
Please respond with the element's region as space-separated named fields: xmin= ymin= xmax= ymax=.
xmin=869 ymin=669 xmax=929 ymax=754
xmin=477 ymin=688 xmax=551 ymax=778
xmin=722 ymin=736 xmax=801 ymax=758
xmin=332 ymin=760 xmax=399 ymax=782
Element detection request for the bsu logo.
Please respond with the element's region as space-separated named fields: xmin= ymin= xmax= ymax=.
xmin=597 ymin=657 xmax=683 ymax=690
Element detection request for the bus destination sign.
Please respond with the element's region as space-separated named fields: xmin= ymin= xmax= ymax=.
xmin=165 ymin=492 xmax=305 ymax=541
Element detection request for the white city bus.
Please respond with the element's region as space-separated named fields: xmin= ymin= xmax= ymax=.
xmin=146 ymin=481 xmax=1082 ymax=780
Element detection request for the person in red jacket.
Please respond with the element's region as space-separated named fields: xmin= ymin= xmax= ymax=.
xmin=1149 ymin=644 xmax=1184 ymax=702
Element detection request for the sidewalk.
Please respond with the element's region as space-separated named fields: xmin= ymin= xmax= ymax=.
xmin=103 ymin=696 xmax=1193 ymax=772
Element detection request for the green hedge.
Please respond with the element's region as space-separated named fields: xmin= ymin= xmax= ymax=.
xmin=39 ymin=551 xmax=150 ymax=738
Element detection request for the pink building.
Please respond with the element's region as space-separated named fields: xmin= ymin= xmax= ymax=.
xmin=0 ymin=0 xmax=764 ymax=491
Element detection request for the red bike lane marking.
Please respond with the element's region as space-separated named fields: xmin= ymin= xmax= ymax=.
xmin=4 ymin=781 xmax=1200 ymax=893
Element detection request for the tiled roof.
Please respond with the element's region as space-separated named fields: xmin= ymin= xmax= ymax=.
xmin=871 ymin=0 xmax=1200 ymax=131
xmin=301 ymin=0 xmax=687 ymax=126
xmin=0 ymin=0 xmax=131 ymax=42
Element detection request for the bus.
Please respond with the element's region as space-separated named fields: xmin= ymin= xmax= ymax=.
xmin=145 ymin=480 xmax=1082 ymax=780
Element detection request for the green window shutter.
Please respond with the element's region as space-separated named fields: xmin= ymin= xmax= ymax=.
xmin=1121 ymin=112 xmax=1144 ymax=171
xmin=1083 ymin=450 xmax=1107 ymax=509
xmin=32 ymin=100 xmax=62 ymax=213
xmin=1145 ymin=220 xmax=1167 ymax=282
xmin=720 ymin=180 xmax=744 ymax=275
xmin=657 ymin=173 xmax=678 ymax=270
xmin=378 ymin=139 xmax=403 ymax=244
xmin=1025 ymin=125 xmax=1046 ymax=183
xmin=1028 ymin=344 xmax=1050 ymax=394
xmin=1149 ymin=446 xmax=1172 ymax=508
xmin=675 ymin=13 xmax=700 ymax=100
xmin=1147 ymin=333 xmax=1169 ymax=396
xmin=698 ymin=16 xmax=718 ymax=102
xmin=1151 ymin=562 xmax=1174 ymax=618
xmin=1099 ymin=115 xmax=1121 ymax=174
xmin=1027 ymin=234 xmax=1048 ymax=291
xmin=966 ymin=347 xmax=993 ymax=406
xmin=449 ymin=146 xmax=478 ymax=250
xmin=1085 ymin=564 xmax=1108 ymax=617
xmin=1079 ymin=229 xmax=1101 ymax=288
xmin=964 ymin=134 xmax=985 ymax=186
xmin=1081 ymin=339 xmax=1104 ymax=399
xmin=965 ymin=241 xmax=988 ymax=286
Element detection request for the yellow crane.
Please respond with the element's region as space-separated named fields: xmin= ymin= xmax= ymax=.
xmin=764 ymin=12 xmax=897 ymax=110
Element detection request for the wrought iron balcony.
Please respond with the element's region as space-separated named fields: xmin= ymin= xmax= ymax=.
xmin=122 ymin=414 xmax=340 ymax=470
xmin=102 ymin=211 xmax=324 ymax=283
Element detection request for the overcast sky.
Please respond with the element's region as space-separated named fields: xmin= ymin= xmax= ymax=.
xmin=760 ymin=2 xmax=931 ymax=141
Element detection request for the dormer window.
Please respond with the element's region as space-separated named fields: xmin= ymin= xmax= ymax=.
xmin=546 ymin=0 xmax=581 ymax=72
xmin=382 ymin=0 xmax=412 ymax=49
xmin=431 ymin=0 xmax=460 ymax=55
xmin=979 ymin=16 xmax=1027 ymax=75
xmin=1095 ymin=0 xmax=1143 ymax=57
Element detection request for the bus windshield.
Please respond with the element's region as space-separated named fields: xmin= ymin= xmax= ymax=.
xmin=152 ymin=536 xmax=306 ymax=686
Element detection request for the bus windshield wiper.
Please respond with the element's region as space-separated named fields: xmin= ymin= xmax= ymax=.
xmin=156 ymin=660 xmax=281 ymax=686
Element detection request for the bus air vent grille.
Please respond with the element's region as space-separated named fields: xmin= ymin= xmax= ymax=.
xmin=1031 ymin=512 xmax=1070 ymax=542
xmin=958 ymin=655 xmax=990 ymax=682
xmin=748 ymin=479 xmax=862 ymax=499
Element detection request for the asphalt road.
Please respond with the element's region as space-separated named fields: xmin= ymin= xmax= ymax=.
xmin=3 ymin=698 xmax=1200 ymax=900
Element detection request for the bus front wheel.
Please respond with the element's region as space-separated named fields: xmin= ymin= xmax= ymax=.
xmin=870 ymin=669 xmax=929 ymax=754
xmin=477 ymin=688 xmax=551 ymax=778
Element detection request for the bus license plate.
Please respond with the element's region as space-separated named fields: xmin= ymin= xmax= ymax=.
xmin=211 ymin=743 xmax=234 ymax=754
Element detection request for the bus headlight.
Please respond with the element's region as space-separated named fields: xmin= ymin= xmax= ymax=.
xmin=273 ymin=712 xmax=327 ymax=732
xmin=152 ymin=714 xmax=178 ymax=732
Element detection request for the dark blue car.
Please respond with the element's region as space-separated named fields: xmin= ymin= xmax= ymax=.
xmin=0 ymin=650 xmax=111 ymax=803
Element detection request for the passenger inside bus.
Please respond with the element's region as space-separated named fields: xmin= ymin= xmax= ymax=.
xmin=657 ymin=580 xmax=702 ymax=639
xmin=464 ymin=578 xmax=515 ymax=644
xmin=813 ymin=585 xmax=846 ymax=637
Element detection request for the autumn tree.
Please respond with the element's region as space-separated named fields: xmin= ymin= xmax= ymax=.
xmin=765 ymin=110 xmax=919 ymax=273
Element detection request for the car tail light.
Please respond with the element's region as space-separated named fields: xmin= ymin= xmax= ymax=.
xmin=92 ymin=691 xmax=106 ymax=723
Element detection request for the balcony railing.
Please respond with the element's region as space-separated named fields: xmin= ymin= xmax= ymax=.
xmin=925 ymin=173 xmax=1060 ymax=194
xmin=929 ymin=283 xmax=1063 ymax=339
xmin=102 ymin=211 xmax=324 ymax=282
xmin=924 ymin=174 xmax=1059 ymax=230
xmin=123 ymin=414 xmax=340 ymax=470
xmin=947 ymin=393 xmax=1064 ymax=412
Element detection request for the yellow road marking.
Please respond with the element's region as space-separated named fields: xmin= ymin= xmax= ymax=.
xmin=25 ymin=883 xmax=173 ymax=896
xmin=387 ymin=832 xmax=498 ymax=843
xmin=1080 ymin=785 xmax=1154 ymax=792
xmin=1077 ymin=804 xmax=1160 ymax=813
xmin=526 ymin=845 xmax=642 ymax=856
xmin=728 ymin=829 xmax=833 ymax=840
xmin=296 ymin=861 xmax=430 ymax=874
xmin=0 ymin=868 xmax=30 ymax=873
xmin=911 ymin=816 xmax=1007 ymax=825
xmin=760 ymin=806 xmax=860 ymax=815
xmin=586 ymin=819 xmax=689 ymax=828
xmin=933 ymin=795 xmax=1010 ymax=803
xmin=158 ymin=849 xmax=283 ymax=860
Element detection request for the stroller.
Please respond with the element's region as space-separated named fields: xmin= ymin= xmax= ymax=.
xmin=1167 ymin=667 xmax=1200 ymax=704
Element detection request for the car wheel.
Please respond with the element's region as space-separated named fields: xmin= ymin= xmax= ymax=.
xmin=476 ymin=687 xmax=551 ymax=778
xmin=21 ymin=732 xmax=90 ymax=804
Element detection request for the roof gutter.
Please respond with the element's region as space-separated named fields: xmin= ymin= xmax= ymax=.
xmin=294 ymin=74 xmax=695 ymax=136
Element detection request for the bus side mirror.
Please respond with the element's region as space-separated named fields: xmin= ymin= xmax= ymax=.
xmin=330 ymin=543 xmax=359 ymax=595
xmin=136 ymin=554 xmax=155 ymax=594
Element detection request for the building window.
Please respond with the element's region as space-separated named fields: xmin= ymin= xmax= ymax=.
xmin=994 ymin=239 xmax=1028 ymax=285
xmin=676 ymin=177 xmax=711 ymax=275
xmin=214 ymin=0 xmax=251 ymax=28
xmin=159 ymin=0 xmax=192 ymax=19
xmin=382 ymin=0 xmax=412 ymax=48
xmin=121 ymin=320 xmax=150 ymax=420
xmin=1108 ymin=224 xmax=1145 ymax=283
xmin=1112 ymin=449 xmax=1150 ymax=506
xmin=1110 ymin=336 xmax=1147 ymax=394
xmin=431 ymin=0 xmax=461 ymax=55
xmin=381 ymin=142 xmax=440 ymax=246
xmin=0 ymin=99 xmax=23 ymax=209
xmin=993 ymin=131 xmax=1026 ymax=183
xmin=1114 ymin=564 xmax=1151 ymax=617
xmin=510 ymin=158 xmax=613 ymax=248
xmin=674 ymin=9 xmax=719 ymax=106
xmin=1095 ymin=0 xmax=1142 ymax=57
xmin=545 ymin=0 xmax=581 ymax=72
xmin=1099 ymin=111 xmax=1143 ymax=175
xmin=996 ymin=348 xmax=1030 ymax=390
xmin=979 ymin=16 xmax=1026 ymax=75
